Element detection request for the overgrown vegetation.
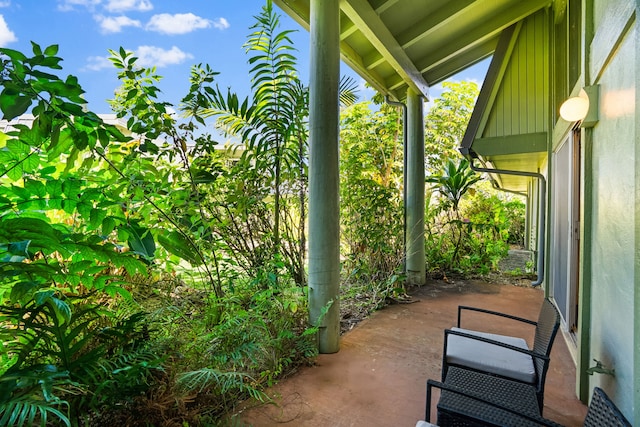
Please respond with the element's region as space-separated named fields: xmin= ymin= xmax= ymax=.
xmin=0 ymin=2 xmax=524 ymax=425
xmin=339 ymin=101 xmax=406 ymax=321
xmin=423 ymin=82 xmax=524 ymax=276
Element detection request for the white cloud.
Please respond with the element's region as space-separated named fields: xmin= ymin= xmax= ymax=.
xmin=146 ymin=13 xmax=211 ymax=35
xmin=0 ymin=15 xmax=17 ymax=46
xmin=212 ymin=17 xmax=229 ymax=30
xmin=356 ymin=78 xmax=375 ymax=100
xmin=84 ymin=55 xmax=113 ymax=71
xmin=83 ymin=45 xmax=191 ymax=71
xmin=0 ymin=2 xmax=11 ymax=8
xmin=95 ymin=14 xmax=141 ymax=33
xmin=135 ymin=45 xmax=193 ymax=68
xmin=104 ymin=0 xmax=152 ymax=13
xmin=57 ymin=0 xmax=101 ymax=12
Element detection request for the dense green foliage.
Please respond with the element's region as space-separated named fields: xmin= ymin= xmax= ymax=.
xmin=339 ymin=102 xmax=406 ymax=311
xmin=423 ymin=82 xmax=525 ymax=275
xmin=0 ymin=3 xmax=318 ymax=425
xmin=0 ymin=3 xmax=524 ymax=425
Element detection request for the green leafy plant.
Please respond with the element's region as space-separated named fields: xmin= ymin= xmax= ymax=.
xmin=424 ymin=81 xmax=479 ymax=174
xmin=426 ymin=158 xmax=483 ymax=272
xmin=339 ymin=101 xmax=405 ymax=306
xmin=198 ymin=0 xmax=310 ymax=286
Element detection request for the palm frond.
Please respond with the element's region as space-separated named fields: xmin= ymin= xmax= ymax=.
xmin=0 ymin=398 xmax=70 ymax=427
xmin=176 ymin=368 xmax=267 ymax=402
xmin=339 ymin=75 xmax=360 ymax=107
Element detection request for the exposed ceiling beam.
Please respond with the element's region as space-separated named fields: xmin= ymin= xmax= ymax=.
xmin=339 ymin=41 xmax=391 ymax=98
xmin=415 ymin=0 xmax=550 ymax=74
xmin=342 ymin=0 xmax=430 ymax=98
xmin=273 ymin=0 xmax=310 ymax=31
xmin=369 ymin=0 xmax=400 ymax=15
xmin=424 ymin=39 xmax=496 ymax=85
xmin=362 ymin=49 xmax=386 ymax=71
xmin=396 ymin=0 xmax=476 ymax=49
xmin=340 ymin=19 xmax=359 ymax=40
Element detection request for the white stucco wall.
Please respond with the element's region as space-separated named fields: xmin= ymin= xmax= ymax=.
xmin=588 ymin=18 xmax=636 ymax=418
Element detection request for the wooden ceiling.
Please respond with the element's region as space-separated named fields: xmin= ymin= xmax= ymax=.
xmin=274 ymin=0 xmax=551 ymax=101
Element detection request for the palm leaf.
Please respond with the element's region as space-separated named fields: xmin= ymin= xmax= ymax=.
xmin=176 ymin=368 xmax=267 ymax=402
xmin=0 ymin=398 xmax=70 ymax=427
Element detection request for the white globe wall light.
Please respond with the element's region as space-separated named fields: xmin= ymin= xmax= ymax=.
xmin=560 ymin=88 xmax=590 ymax=122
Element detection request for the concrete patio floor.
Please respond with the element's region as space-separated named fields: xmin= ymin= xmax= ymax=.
xmin=235 ymin=279 xmax=588 ymax=426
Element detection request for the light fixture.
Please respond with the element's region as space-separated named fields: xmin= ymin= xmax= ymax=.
xmin=559 ymin=85 xmax=600 ymax=127
xmin=560 ymin=88 xmax=589 ymax=122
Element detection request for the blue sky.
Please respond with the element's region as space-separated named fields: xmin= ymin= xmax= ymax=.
xmin=0 ymin=0 xmax=488 ymax=116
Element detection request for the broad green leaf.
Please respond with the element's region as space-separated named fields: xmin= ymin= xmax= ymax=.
xmin=61 ymin=198 xmax=77 ymax=214
xmin=62 ymin=179 xmax=82 ymax=199
xmin=0 ymin=47 xmax=28 ymax=62
xmin=157 ymin=230 xmax=202 ymax=265
xmin=48 ymin=128 xmax=74 ymax=160
xmin=112 ymin=254 xmax=147 ymax=276
xmin=34 ymin=289 xmax=55 ymax=306
xmin=24 ymin=179 xmax=46 ymax=198
xmin=67 ymin=260 xmax=93 ymax=275
xmin=0 ymin=93 xmax=31 ymax=120
xmin=6 ymin=138 xmax=30 ymax=156
xmin=101 ymin=216 xmax=117 ymax=236
xmin=0 ymin=217 xmax=65 ymax=256
xmin=76 ymin=200 xmax=93 ymax=220
xmin=125 ymin=225 xmax=156 ymax=261
xmin=4 ymin=240 xmax=31 ymax=258
xmin=45 ymin=179 xmax=63 ymax=197
xmin=9 ymin=281 xmax=41 ymax=303
xmin=103 ymin=284 xmax=132 ymax=301
xmin=192 ymin=169 xmax=218 ymax=183
xmin=89 ymin=208 xmax=107 ymax=230
xmin=30 ymin=41 xmax=43 ymax=56
xmin=44 ymin=44 xmax=59 ymax=56
xmin=64 ymin=146 xmax=80 ymax=171
xmin=38 ymin=165 xmax=57 ymax=176
xmin=21 ymin=151 xmax=41 ymax=174
xmin=49 ymin=296 xmax=72 ymax=325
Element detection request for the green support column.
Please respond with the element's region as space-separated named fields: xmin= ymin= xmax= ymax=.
xmin=406 ymin=88 xmax=425 ymax=286
xmin=308 ymin=0 xmax=340 ymax=353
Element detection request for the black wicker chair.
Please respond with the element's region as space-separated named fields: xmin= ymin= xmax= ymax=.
xmin=582 ymin=386 xmax=632 ymax=427
xmin=442 ymin=298 xmax=560 ymax=410
xmin=422 ymin=377 xmax=631 ymax=427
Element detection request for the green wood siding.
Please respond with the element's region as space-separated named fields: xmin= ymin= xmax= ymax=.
xmin=483 ymin=9 xmax=550 ymax=139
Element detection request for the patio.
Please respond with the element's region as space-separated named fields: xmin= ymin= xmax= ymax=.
xmin=236 ymin=279 xmax=588 ymax=426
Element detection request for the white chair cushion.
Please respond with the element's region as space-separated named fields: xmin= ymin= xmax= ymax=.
xmin=416 ymin=421 xmax=438 ymax=427
xmin=446 ymin=327 xmax=536 ymax=384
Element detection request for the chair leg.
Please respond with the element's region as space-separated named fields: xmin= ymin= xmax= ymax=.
xmin=441 ymin=335 xmax=449 ymax=381
xmin=426 ymin=381 xmax=433 ymax=422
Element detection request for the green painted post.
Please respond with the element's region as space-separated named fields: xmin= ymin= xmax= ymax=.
xmin=308 ymin=0 xmax=340 ymax=353
xmin=406 ymin=88 xmax=426 ymax=286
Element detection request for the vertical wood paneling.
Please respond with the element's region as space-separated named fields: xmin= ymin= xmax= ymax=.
xmin=481 ymin=9 xmax=549 ymax=139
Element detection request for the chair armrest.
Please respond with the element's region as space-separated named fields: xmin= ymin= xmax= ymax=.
xmin=425 ymin=379 xmax=562 ymax=427
xmin=444 ymin=329 xmax=550 ymax=363
xmin=457 ymin=305 xmax=538 ymax=328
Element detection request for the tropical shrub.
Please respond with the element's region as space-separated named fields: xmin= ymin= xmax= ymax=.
xmin=0 ymin=3 xmax=319 ymax=423
xmin=199 ymin=1 xmax=310 ymax=287
xmin=424 ymin=81 xmax=479 ymax=174
xmin=339 ymin=101 xmax=405 ymax=312
xmin=426 ymin=158 xmax=483 ymax=273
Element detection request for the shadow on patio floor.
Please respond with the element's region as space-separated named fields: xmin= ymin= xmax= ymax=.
xmin=234 ymin=279 xmax=588 ymax=427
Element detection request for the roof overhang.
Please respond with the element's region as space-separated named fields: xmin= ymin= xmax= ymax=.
xmin=274 ymin=0 xmax=552 ymax=102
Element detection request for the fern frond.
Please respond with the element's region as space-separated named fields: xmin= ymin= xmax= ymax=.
xmin=175 ymin=368 xmax=267 ymax=402
xmin=0 ymin=397 xmax=70 ymax=427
